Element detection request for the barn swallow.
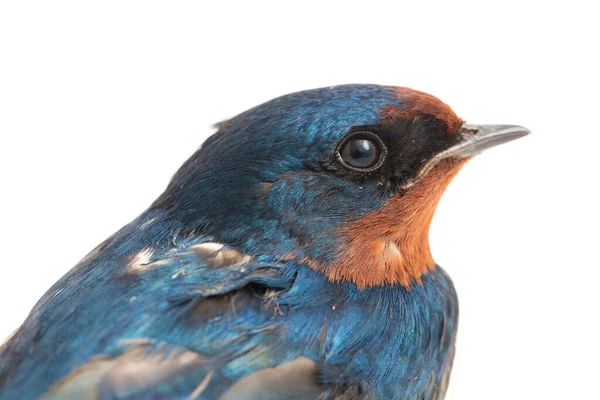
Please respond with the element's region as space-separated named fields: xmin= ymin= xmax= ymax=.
xmin=0 ymin=85 xmax=528 ymax=399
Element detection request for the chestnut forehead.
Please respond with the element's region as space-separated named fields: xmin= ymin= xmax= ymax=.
xmin=379 ymin=87 xmax=462 ymax=135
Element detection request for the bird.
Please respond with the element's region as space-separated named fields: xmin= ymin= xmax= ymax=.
xmin=0 ymin=84 xmax=528 ymax=400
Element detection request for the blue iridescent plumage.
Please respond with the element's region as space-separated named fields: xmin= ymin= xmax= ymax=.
xmin=1 ymin=84 xmax=467 ymax=399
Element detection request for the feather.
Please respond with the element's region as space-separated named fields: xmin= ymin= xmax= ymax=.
xmin=220 ymin=357 xmax=323 ymax=400
xmin=41 ymin=341 xmax=212 ymax=399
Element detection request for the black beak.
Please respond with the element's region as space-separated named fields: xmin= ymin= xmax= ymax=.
xmin=450 ymin=124 xmax=531 ymax=158
xmin=404 ymin=124 xmax=530 ymax=188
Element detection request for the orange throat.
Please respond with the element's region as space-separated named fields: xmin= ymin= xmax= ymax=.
xmin=323 ymin=159 xmax=468 ymax=289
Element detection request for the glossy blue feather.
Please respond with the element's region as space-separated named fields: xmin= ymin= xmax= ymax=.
xmin=0 ymin=85 xmax=460 ymax=399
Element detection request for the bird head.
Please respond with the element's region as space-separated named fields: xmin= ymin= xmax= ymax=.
xmin=153 ymin=85 xmax=528 ymax=288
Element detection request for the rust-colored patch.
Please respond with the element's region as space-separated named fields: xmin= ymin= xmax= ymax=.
xmin=288 ymin=159 xmax=468 ymax=289
xmin=380 ymin=87 xmax=463 ymax=135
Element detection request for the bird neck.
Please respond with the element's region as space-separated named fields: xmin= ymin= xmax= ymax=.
xmin=323 ymin=159 xmax=468 ymax=289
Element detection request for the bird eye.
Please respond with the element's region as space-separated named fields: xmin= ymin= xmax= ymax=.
xmin=336 ymin=131 xmax=387 ymax=171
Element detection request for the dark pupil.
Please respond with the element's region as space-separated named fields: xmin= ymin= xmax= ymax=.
xmin=342 ymin=138 xmax=379 ymax=168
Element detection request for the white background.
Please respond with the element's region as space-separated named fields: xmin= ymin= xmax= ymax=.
xmin=1 ymin=1 xmax=598 ymax=399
